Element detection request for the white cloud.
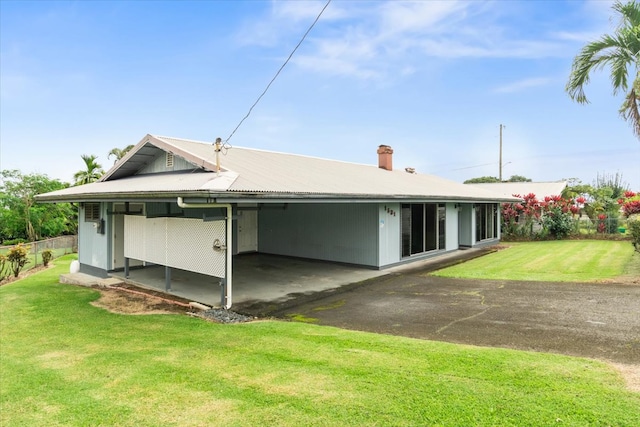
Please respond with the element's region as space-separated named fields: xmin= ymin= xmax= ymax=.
xmin=272 ymin=0 xmax=347 ymax=22
xmin=235 ymin=1 xmax=582 ymax=82
xmin=235 ymin=0 xmax=347 ymax=47
xmin=377 ymin=1 xmax=469 ymax=36
xmin=493 ymin=77 xmax=553 ymax=94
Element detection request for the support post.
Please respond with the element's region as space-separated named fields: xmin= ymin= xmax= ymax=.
xmin=124 ymin=257 xmax=130 ymax=278
xmin=220 ymin=278 xmax=226 ymax=308
xmin=499 ymin=124 xmax=504 ymax=181
xmin=177 ymin=197 xmax=232 ymax=309
xmin=165 ymin=265 xmax=171 ymax=292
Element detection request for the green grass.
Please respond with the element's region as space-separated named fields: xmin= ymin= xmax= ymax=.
xmin=1 ymin=255 xmax=639 ymax=426
xmin=432 ymin=240 xmax=637 ymax=282
xmin=0 ymin=247 xmax=72 ymax=271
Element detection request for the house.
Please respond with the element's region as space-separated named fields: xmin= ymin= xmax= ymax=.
xmin=36 ymin=134 xmax=517 ymax=308
xmin=467 ymin=181 xmax=568 ymax=200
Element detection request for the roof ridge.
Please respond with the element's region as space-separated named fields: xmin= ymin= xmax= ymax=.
xmin=152 ymin=134 xmax=377 ymax=169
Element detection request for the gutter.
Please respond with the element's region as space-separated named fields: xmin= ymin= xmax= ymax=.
xmin=177 ymin=197 xmax=233 ymax=309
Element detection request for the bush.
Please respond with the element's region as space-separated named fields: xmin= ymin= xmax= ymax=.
xmin=41 ymin=249 xmax=53 ymax=267
xmin=628 ymin=215 xmax=640 ymax=253
xmin=1 ymin=238 xmax=27 ymax=246
xmin=6 ymin=244 xmax=30 ymax=278
xmin=542 ymin=206 xmax=575 ymax=240
xmin=0 ymin=255 xmax=8 ymax=281
xmin=502 ymin=193 xmax=580 ymax=240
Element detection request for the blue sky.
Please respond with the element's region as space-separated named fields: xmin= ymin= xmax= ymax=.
xmin=1 ymin=0 xmax=639 ymax=190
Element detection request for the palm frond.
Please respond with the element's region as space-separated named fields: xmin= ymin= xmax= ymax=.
xmin=566 ymin=35 xmax=626 ymax=102
xmin=620 ymin=77 xmax=640 ymax=139
xmin=567 ymin=0 xmax=640 ymax=141
xmin=615 ymin=0 xmax=640 ymax=28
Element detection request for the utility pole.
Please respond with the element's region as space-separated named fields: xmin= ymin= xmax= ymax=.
xmin=499 ymin=124 xmax=504 ymax=181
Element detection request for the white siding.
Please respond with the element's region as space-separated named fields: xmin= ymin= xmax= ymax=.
xmin=445 ymin=203 xmax=459 ymax=250
xmin=78 ymin=203 xmax=109 ymax=270
xmin=378 ymin=203 xmax=401 ymax=267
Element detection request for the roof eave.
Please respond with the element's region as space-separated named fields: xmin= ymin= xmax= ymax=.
xmin=213 ymin=192 xmax=520 ymax=204
xmin=36 ymin=189 xmax=519 ymax=204
xmin=35 ymin=190 xmax=212 ymax=204
xmin=99 ymin=134 xmax=222 ymax=182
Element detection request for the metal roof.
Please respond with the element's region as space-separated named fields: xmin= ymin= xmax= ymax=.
xmin=37 ymin=134 xmax=519 ymax=203
xmin=467 ymin=181 xmax=568 ymax=200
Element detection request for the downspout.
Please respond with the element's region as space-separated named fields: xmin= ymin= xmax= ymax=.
xmin=177 ymin=197 xmax=233 ymax=309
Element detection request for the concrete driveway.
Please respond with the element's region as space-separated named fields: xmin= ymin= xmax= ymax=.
xmin=237 ymin=266 xmax=640 ymax=364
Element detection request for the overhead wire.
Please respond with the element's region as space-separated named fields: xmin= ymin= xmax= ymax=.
xmin=222 ymin=0 xmax=332 ymax=148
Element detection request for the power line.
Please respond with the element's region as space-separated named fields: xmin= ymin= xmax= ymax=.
xmin=224 ymin=0 xmax=332 ymax=146
xmin=435 ymin=146 xmax=639 ymax=175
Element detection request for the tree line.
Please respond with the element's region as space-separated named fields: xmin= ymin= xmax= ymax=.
xmin=0 ymin=146 xmax=133 ymax=244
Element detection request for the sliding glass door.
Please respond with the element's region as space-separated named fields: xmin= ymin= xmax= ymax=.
xmin=401 ymin=203 xmax=445 ymax=257
xmin=475 ymin=203 xmax=498 ymax=242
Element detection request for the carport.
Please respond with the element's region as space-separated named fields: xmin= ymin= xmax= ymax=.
xmin=110 ymin=249 xmax=490 ymax=308
xmin=113 ymin=253 xmax=388 ymax=307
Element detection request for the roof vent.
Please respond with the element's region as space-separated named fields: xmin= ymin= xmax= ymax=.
xmin=405 ymin=167 xmax=416 ymax=174
xmin=166 ymin=152 xmax=174 ymax=168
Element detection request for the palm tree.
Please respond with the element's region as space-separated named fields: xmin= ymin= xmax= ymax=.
xmin=566 ymin=0 xmax=640 ymax=139
xmin=73 ymin=154 xmax=104 ymax=186
xmin=108 ymin=144 xmax=135 ymax=164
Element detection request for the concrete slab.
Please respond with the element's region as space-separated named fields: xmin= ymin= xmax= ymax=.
xmin=98 ymin=277 xmax=125 ymax=287
xmin=111 ymin=253 xmax=387 ymax=307
xmin=59 ymin=273 xmax=100 ymax=287
xmin=109 ymin=249 xmax=491 ymax=308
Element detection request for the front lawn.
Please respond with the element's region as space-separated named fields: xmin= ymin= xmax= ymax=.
xmin=0 ymin=246 xmax=70 ymax=273
xmin=432 ymin=240 xmax=637 ymax=282
xmin=1 ymin=255 xmax=638 ymax=426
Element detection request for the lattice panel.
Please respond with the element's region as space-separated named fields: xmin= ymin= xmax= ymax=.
xmin=124 ymin=215 xmax=147 ymax=261
xmin=124 ymin=215 xmax=226 ymax=278
xmin=146 ymin=218 xmax=168 ymax=266
xmin=166 ymin=217 xmax=226 ymax=277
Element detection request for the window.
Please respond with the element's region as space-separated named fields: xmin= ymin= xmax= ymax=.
xmin=475 ymin=203 xmax=498 ymax=241
xmin=401 ymin=203 xmax=445 ymax=257
xmin=84 ymin=203 xmax=100 ymax=222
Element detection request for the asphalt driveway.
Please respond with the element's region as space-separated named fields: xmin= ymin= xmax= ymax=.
xmin=237 ymin=265 xmax=640 ymax=364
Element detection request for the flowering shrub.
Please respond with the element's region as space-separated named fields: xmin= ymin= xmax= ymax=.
xmin=597 ymin=214 xmax=607 ymax=234
xmin=617 ymin=191 xmax=640 ymax=251
xmin=628 ymin=215 xmax=640 ymax=252
xmin=618 ymin=191 xmax=640 ymax=217
xmin=501 ymin=193 xmax=580 ymax=240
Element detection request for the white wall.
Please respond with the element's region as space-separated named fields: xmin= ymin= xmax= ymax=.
xmin=445 ymin=203 xmax=459 ymax=250
xmin=78 ymin=203 xmax=109 ymax=271
xmin=378 ymin=203 xmax=401 ymax=266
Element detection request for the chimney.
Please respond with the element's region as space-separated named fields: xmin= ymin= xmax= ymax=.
xmin=377 ymin=145 xmax=393 ymax=171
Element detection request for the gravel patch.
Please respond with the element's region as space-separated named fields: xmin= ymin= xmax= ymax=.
xmin=197 ymin=308 xmax=255 ymax=323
